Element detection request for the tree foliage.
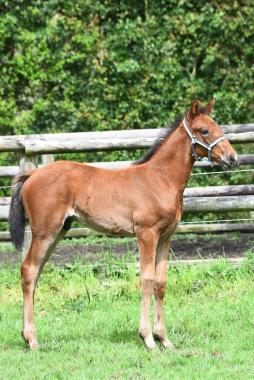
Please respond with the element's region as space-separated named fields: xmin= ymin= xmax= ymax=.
xmin=0 ymin=0 xmax=254 ymax=137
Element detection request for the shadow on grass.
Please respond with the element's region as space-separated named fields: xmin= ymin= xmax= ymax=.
xmin=109 ymin=328 xmax=141 ymax=345
xmin=1 ymin=337 xmax=29 ymax=352
xmin=31 ymin=328 xmax=139 ymax=352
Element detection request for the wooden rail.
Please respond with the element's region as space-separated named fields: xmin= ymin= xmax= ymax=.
xmin=21 ymin=131 xmax=254 ymax=154
xmin=0 ymin=223 xmax=253 ymax=242
xmin=1 ymin=185 xmax=254 ymax=204
xmin=184 ymin=195 xmax=254 ymax=212
xmin=1 ymin=194 xmax=254 ymax=221
xmin=0 ymin=154 xmax=254 ymax=177
xmin=184 ymin=184 xmax=254 ymax=197
xmin=0 ymin=125 xmax=254 ymax=153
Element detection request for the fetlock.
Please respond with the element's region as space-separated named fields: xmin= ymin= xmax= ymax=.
xmin=153 ymin=328 xmax=167 ymax=340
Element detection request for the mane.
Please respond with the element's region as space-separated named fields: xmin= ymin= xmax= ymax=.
xmin=133 ymin=117 xmax=182 ymax=165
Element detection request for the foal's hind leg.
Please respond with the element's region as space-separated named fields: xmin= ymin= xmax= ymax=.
xmin=153 ymin=238 xmax=174 ymax=349
xmin=21 ymin=229 xmax=66 ymax=349
xmin=137 ymin=228 xmax=159 ymax=350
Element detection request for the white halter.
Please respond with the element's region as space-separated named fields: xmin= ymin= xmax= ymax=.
xmin=182 ymin=117 xmax=227 ymax=166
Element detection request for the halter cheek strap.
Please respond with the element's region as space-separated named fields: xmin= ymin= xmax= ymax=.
xmin=182 ymin=117 xmax=227 ymax=166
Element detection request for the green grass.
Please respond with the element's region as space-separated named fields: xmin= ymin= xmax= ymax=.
xmin=1 ymin=254 xmax=254 ymax=379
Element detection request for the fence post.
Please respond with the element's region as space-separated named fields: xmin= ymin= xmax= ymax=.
xmin=19 ymin=149 xmax=38 ymax=260
xmin=41 ymin=154 xmax=54 ymax=166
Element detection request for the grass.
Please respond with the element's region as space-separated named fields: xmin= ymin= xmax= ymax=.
xmin=1 ymin=253 xmax=254 ymax=379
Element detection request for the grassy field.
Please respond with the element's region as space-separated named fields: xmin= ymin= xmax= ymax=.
xmin=1 ymin=253 xmax=254 ymax=380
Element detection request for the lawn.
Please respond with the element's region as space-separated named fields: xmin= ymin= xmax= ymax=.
xmin=1 ymin=253 xmax=254 ymax=380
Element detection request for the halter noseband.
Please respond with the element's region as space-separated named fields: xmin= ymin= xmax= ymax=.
xmin=182 ymin=117 xmax=227 ymax=166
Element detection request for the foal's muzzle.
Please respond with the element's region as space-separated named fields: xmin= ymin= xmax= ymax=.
xmin=220 ymin=153 xmax=239 ymax=168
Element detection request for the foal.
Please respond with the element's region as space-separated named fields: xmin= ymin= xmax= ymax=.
xmin=9 ymin=98 xmax=238 ymax=350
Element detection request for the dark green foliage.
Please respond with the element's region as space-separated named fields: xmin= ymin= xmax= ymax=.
xmin=0 ymin=0 xmax=253 ymax=137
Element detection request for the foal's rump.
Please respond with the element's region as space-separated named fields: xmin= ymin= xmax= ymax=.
xmin=20 ymin=161 xmax=86 ymax=238
xmin=9 ymin=161 xmax=80 ymax=248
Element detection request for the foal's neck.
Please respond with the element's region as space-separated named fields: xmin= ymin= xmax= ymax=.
xmin=148 ymin=123 xmax=194 ymax=192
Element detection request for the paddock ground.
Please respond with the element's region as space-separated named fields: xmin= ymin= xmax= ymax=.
xmin=0 ymin=232 xmax=253 ymax=267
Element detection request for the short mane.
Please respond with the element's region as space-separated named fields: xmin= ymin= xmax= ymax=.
xmin=134 ymin=117 xmax=182 ymax=165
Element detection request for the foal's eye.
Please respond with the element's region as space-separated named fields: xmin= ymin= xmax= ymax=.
xmin=201 ymin=128 xmax=209 ymax=136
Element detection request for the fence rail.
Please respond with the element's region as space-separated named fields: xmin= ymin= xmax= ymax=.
xmin=1 ymin=194 xmax=254 ymax=222
xmin=22 ymin=131 xmax=254 ymax=154
xmin=0 ymin=222 xmax=254 ymax=242
xmin=1 ymin=184 xmax=254 ymax=204
xmin=0 ymin=124 xmax=254 ymax=153
xmin=0 ymin=154 xmax=254 ymax=177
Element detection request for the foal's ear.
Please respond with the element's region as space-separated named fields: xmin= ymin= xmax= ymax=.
xmin=204 ymin=97 xmax=215 ymax=114
xmin=188 ymin=99 xmax=201 ymax=119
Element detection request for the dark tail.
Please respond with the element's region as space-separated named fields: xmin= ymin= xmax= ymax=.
xmin=9 ymin=174 xmax=31 ymax=250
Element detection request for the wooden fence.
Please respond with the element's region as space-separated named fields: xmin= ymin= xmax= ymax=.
xmin=0 ymin=123 xmax=254 ymax=241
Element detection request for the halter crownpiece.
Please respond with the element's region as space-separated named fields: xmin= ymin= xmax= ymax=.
xmin=182 ymin=117 xmax=227 ymax=166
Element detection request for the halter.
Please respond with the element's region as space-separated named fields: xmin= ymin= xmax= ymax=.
xmin=182 ymin=117 xmax=227 ymax=166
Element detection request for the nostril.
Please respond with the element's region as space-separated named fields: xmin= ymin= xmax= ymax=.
xmin=229 ymin=154 xmax=239 ymax=166
xmin=230 ymin=154 xmax=236 ymax=162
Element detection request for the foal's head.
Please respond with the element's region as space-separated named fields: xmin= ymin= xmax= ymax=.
xmin=184 ymin=98 xmax=238 ymax=168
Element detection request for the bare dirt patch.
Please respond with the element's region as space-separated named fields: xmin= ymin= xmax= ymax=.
xmin=1 ymin=233 xmax=253 ymax=267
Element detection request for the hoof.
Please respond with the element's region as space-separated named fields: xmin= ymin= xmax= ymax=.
xmin=154 ymin=332 xmax=175 ymax=350
xmin=21 ymin=331 xmax=39 ymax=350
xmin=160 ymin=338 xmax=175 ymax=350
xmin=28 ymin=338 xmax=39 ymax=350
xmin=139 ymin=331 xmax=157 ymax=350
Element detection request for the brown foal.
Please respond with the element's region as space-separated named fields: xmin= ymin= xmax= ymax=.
xmin=9 ymin=98 xmax=238 ymax=350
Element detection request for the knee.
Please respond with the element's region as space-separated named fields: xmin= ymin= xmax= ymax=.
xmin=154 ymin=280 xmax=167 ymax=299
xmin=140 ymin=276 xmax=155 ymax=294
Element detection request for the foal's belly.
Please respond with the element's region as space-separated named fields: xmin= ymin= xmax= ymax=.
xmin=73 ymin=209 xmax=135 ymax=237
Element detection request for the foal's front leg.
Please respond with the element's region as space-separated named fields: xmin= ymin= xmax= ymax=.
xmin=137 ymin=228 xmax=158 ymax=349
xmin=154 ymin=238 xmax=174 ymax=349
